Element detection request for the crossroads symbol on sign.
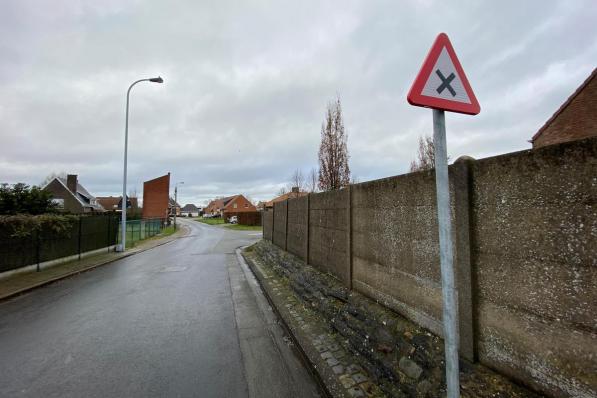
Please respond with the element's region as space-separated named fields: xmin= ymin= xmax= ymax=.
xmin=435 ymin=69 xmax=456 ymax=97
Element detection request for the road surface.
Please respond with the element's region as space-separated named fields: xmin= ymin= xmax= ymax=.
xmin=0 ymin=219 xmax=321 ymax=398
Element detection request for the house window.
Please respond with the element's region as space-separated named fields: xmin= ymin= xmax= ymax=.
xmin=244 ymin=203 xmax=249 ymax=208
xmin=233 ymin=203 xmax=238 ymax=209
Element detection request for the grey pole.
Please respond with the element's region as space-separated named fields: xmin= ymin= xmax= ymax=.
xmin=432 ymin=109 xmax=460 ymax=398
xmin=118 ymin=77 xmax=163 ymax=252
xmin=173 ymin=181 xmax=184 ymax=230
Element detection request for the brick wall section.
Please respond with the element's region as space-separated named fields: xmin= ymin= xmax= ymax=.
xmin=272 ymin=200 xmax=287 ymax=249
xmin=470 ymin=137 xmax=596 ymax=398
xmin=308 ymin=189 xmax=350 ymax=286
xmin=262 ymin=210 xmax=273 ymax=240
xmin=533 ymin=70 xmax=597 ymax=148
xmin=287 ymin=195 xmax=308 ymax=260
xmin=142 ymin=173 xmax=170 ymax=219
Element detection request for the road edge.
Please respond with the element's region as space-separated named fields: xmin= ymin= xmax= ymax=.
xmin=239 ymin=247 xmax=335 ymax=398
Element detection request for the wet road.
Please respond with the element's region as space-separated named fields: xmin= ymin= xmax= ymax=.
xmin=0 ymin=219 xmax=320 ymax=398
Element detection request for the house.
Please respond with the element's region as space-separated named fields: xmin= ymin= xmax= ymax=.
xmin=531 ymin=68 xmax=597 ymax=148
xmin=180 ymin=204 xmax=199 ymax=217
xmin=264 ymin=187 xmax=308 ymax=209
xmin=43 ymin=174 xmax=105 ymax=214
xmin=204 ymin=195 xmax=256 ymax=218
xmin=169 ymin=197 xmax=181 ymax=216
xmin=142 ymin=173 xmax=170 ymax=220
xmin=96 ymin=196 xmax=140 ymax=216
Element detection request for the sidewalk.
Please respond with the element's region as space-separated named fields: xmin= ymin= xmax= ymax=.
xmin=0 ymin=224 xmax=190 ymax=301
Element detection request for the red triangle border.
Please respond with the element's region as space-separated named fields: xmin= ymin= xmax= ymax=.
xmin=407 ymin=33 xmax=480 ymax=115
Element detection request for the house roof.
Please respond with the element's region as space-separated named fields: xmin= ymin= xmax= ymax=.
xmin=169 ymin=197 xmax=181 ymax=207
xmin=265 ymin=191 xmax=308 ymax=207
xmin=52 ymin=177 xmax=105 ymax=211
xmin=181 ymin=204 xmax=199 ymax=212
xmin=531 ymin=67 xmax=597 ymax=143
xmin=96 ymin=196 xmax=139 ymax=210
xmin=205 ymin=195 xmax=237 ymax=212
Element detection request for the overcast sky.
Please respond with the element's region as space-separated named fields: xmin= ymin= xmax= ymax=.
xmin=1 ymin=0 xmax=596 ymax=206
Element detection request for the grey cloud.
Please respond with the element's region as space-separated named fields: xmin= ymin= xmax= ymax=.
xmin=1 ymin=0 xmax=596 ymax=206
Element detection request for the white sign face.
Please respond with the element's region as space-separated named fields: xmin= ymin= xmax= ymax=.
xmin=421 ymin=47 xmax=471 ymax=104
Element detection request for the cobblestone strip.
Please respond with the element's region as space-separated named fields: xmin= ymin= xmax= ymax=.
xmin=244 ymin=251 xmax=384 ymax=398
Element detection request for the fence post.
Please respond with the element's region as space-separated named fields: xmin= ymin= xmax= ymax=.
xmin=305 ymin=194 xmax=310 ymax=264
xmin=271 ymin=206 xmax=275 ymax=243
xmin=36 ymin=230 xmax=41 ymax=272
xmin=107 ymin=216 xmax=111 ymax=252
xmin=78 ymin=217 xmax=83 ymax=260
xmin=284 ymin=199 xmax=289 ymax=251
xmin=452 ymin=156 xmax=476 ymax=362
xmin=347 ymin=186 xmax=353 ymax=289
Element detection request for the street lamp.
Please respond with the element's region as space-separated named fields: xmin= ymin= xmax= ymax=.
xmin=117 ymin=76 xmax=164 ymax=252
xmin=174 ymin=181 xmax=184 ymax=229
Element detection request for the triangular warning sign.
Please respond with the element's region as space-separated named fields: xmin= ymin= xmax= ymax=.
xmin=408 ymin=33 xmax=480 ymax=115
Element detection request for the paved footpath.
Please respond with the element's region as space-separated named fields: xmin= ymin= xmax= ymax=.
xmin=0 ymin=218 xmax=321 ymax=398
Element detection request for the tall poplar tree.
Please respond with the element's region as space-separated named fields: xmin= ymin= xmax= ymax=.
xmin=318 ymin=97 xmax=350 ymax=191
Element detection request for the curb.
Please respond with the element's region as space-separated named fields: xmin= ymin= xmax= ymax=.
xmin=0 ymin=227 xmax=189 ymax=302
xmin=241 ymin=250 xmax=334 ymax=398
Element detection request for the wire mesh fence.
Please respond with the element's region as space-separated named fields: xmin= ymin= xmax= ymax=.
xmin=115 ymin=218 xmax=164 ymax=247
xmin=0 ymin=215 xmax=164 ymax=273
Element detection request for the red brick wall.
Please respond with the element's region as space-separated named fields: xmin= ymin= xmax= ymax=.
xmin=533 ymin=71 xmax=597 ymax=148
xmin=142 ymin=173 xmax=170 ymax=219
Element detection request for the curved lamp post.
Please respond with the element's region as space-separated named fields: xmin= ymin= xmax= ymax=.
xmin=118 ymin=76 xmax=164 ymax=252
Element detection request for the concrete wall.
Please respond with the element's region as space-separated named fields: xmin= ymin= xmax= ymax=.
xmin=265 ymin=136 xmax=596 ymax=398
xmin=470 ymin=138 xmax=597 ymax=398
xmin=308 ymin=189 xmax=350 ymax=286
xmin=287 ymin=195 xmax=308 ymax=259
xmin=273 ymin=200 xmax=287 ymax=249
xmin=262 ymin=210 xmax=273 ymax=241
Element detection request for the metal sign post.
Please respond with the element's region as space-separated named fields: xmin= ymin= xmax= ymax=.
xmin=432 ymin=108 xmax=460 ymax=397
xmin=407 ymin=33 xmax=481 ymax=398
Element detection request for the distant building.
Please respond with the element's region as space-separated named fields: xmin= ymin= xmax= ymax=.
xmin=96 ymin=196 xmax=140 ymax=215
xmin=180 ymin=204 xmax=199 ymax=217
xmin=43 ymin=174 xmax=105 ymax=214
xmin=265 ymin=187 xmax=308 ymax=209
xmin=204 ymin=195 xmax=256 ymax=218
xmin=169 ymin=197 xmax=181 ymax=216
xmin=531 ymin=68 xmax=597 ymax=148
xmin=142 ymin=173 xmax=170 ymax=220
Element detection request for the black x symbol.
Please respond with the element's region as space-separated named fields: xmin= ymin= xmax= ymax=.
xmin=436 ymin=69 xmax=456 ymax=97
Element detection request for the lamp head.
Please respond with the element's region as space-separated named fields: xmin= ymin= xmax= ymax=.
xmin=149 ymin=76 xmax=164 ymax=83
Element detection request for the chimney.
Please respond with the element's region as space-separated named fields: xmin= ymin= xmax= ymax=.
xmin=291 ymin=186 xmax=299 ymax=193
xmin=67 ymin=174 xmax=78 ymax=194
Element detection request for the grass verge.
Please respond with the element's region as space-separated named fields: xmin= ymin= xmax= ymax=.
xmin=196 ymin=218 xmax=226 ymax=225
xmin=225 ymin=224 xmax=262 ymax=231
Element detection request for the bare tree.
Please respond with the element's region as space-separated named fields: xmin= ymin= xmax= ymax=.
xmin=290 ymin=169 xmax=305 ymax=191
xmin=306 ymin=168 xmax=318 ymax=193
xmin=318 ymin=96 xmax=350 ymax=191
xmin=40 ymin=171 xmax=66 ymax=187
xmin=277 ymin=186 xmax=287 ymax=196
xmin=409 ymin=135 xmax=450 ymax=172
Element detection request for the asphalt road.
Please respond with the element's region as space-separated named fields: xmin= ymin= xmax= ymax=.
xmin=0 ymin=219 xmax=321 ymax=398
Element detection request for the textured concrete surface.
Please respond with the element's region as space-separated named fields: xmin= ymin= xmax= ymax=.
xmin=0 ymin=219 xmax=320 ymax=398
xmin=471 ymin=137 xmax=597 ymax=398
xmin=309 ymin=189 xmax=350 ymax=286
